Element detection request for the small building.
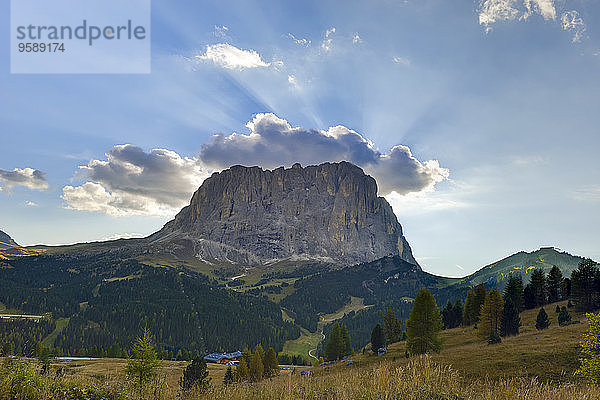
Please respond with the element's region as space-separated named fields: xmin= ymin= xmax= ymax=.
xmin=204 ymin=351 xmax=242 ymax=364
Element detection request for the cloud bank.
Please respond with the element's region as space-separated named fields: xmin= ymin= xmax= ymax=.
xmin=200 ymin=113 xmax=449 ymax=195
xmin=63 ymin=115 xmax=449 ymax=216
xmin=0 ymin=168 xmax=49 ymax=192
xmin=62 ymin=145 xmax=207 ymax=216
xmin=197 ymin=43 xmax=271 ymax=70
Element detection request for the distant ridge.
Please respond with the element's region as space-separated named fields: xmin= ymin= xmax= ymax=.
xmin=461 ymin=247 xmax=585 ymax=287
xmin=0 ymin=230 xmax=19 ymax=250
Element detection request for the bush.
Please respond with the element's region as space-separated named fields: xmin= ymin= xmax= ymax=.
xmin=558 ymin=307 xmax=572 ymax=326
xmin=488 ymin=331 xmax=501 ymax=345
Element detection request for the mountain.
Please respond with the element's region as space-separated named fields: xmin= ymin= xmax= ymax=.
xmin=458 ymin=247 xmax=585 ymax=288
xmin=149 ymin=162 xmax=417 ymax=267
xmin=0 ymin=230 xmax=19 ymax=250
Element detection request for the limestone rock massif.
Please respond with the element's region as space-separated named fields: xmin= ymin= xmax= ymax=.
xmin=149 ymin=162 xmax=418 ymax=267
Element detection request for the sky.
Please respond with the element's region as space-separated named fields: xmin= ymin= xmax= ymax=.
xmin=1 ymin=0 xmax=599 ymax=277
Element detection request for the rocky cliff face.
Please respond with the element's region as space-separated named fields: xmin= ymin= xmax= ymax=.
xmin=150 ymin=162 xmax=418 ymax=267
xmin=0 ymin=230 xmax=19 ymax=250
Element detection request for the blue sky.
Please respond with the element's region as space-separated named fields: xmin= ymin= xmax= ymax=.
xmin=1 ymin=0 xmax=599 ymax=276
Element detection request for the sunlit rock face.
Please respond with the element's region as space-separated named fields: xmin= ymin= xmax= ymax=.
xmin=150 ymin=161 xmax=418 ymax=268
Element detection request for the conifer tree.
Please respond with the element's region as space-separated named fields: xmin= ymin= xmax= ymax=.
xmin=453 ymin=299 xmax=464 ymax=327
xmin=235 ymin=359 xmax=249 ymax=382
xmin=263 ymin=347 xmax=279 ymax=378
xmin=125 ymin=327 xmax=160 ymax=398
xmin=340 ymin=324 xmax=352 ymax=356
xmin=463 ymin=288 xmax=477 ymax=326
xmin=474 ymin=284 xmax=488 ymax=323
xmin=558 ymin=306 xmax=571 ymax=326
xmin=523 ymin=284 xmax=536 ymax=309
xmin=478 ymin=289 xmax=504 ymax=342
xmin=536 ymin=307 xmax=550 ymax=330
xmin=406 ymin=288 xmax=442 ymax=355
xmin=180 ymin=357 xmax=210 ymax=392
xmin=383 ymin=308 xmax=403 ymax=343
xmin=500 ymin=298 xmax=521 ymax=337
xmin=325 ymin=323 xmax=342 ymax=361
xmin=530 ymin=269 xmax=547 ymax=306
xmin=223 ymin=366 xmax=234 ymax=385
xmin=249 ymin=347 xmax=264 ymax=382
xmin=547 ymin=266 xmax=564 ymax=303
xmin=370 ymin=323 xmax=385 ymax=354
xmin=561 ymin=277 xmax=571 ymax=300
xmin=503 ymin=275 xmax=524 ymax=312
xmin=571 ymin=259 xmax=600 ymax=312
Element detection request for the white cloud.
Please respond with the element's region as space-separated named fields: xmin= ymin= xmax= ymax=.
xmin=62 ymin=145 xmax=208 ymax=216
xmin=352 ymin=33 xmax=362 ymax=44
xmin=0 ymin=168 xmax=49 ymax=192
xmin=321 ymin=27 xmax=336 ymax=52
xmin=25 ymin=201 xmax=38 ymax=207
xmin=288 ymin=74 xmax=299 ymax=88
xmin=197 ymin=43 xmax=270 ymax=70
xmin=478 ymin=0 xmax=557 ymax=32
xmin=393 ymin=56 xmax=411 ymax=66
xmin=199 ymin=113 xmax=449 ymax=195
xmin=561 ymin=10 xmax=586 ymax=43
xmin=287 ymin=33 xmax=311 ymax=47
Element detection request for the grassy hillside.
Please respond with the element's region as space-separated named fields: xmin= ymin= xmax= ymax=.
xmin=1 ymin=300 xmax=596 ymax=399
xmin=459 ymin=248 xmax=584 ymax=288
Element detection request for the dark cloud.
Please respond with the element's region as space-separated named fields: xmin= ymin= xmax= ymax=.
xmin=200 ymin=113 xmax=448 ymax=195
xmin=62 ymin=145 xmax=207 ymax=216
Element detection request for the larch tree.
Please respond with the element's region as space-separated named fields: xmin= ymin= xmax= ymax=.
xmin=125 ymin=327 xmax=160 ymax=398
xmin=263 ymin=347 xmax=279 ymax=378
xmin=406 ymin=288 xmax=443 ymax=355
xmin=578 ymin=311 xmax=600 ymax=382
xmin=383 ymin=308 xmax=403 ymax=344
xmin=249 ymin=347 xmax=264 ymax=382
xmin=478 ymin=289 xmax=504 ymax=343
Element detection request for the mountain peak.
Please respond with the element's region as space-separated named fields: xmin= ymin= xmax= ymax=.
xmin=151 ymin=162 xmax=418 ymax=267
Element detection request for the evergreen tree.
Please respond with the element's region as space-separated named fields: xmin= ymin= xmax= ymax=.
xmin=463 ymin=289 xmax=477 ymax=326
xmin=535 ymin=307 xmax=550 ymax=330
xmin=558 ymin=306 xmax=572 ymax=326
xmin=474 ymin=284 xmax=488 ymax=323
xmin=442 ymin=301 xmax=454 ymax=330
xmin=180 ymin=357 xmax=210 ymax=392
xmin=263 ymin=347 xmax=279 ymax=378
xmin=382 ymin=308 xmax=403 ymax=343
xmin=547 ymin=266 xmax=564 ymax=303
xmin=370 ymin=323 xmax=385 ymax=354
xmin=523 ymin=284 xmax=536 ymax=309
xmin=249 ymin=348 xmax=264 ymax=382
xmin=325 ymin=323 xmax=342 ymax=361
xmin=254 ymin=343 xmax=265 ymax=363
xmin=530 ymin=269 xmax=547 ymax=306
xmin=125 ymin=327 xmax=160 ymax=398
xmin=223 ymin=366 xmax=234 ymax=385
xmin=340 ymin=324 xmax=352 ymax=356
xmin=235 ymin=359 xmax=249 ymax=382
xmin=478 ymin=289 xmax=504 ymax=342
xmin=241 ymin=347 xmax=252 ymax=368
xmin=406 ymin=288 xmax=442 ymax=355
xmin=453 ymin=299 xmax=464 ymax=327
xmin=503 ymin=275 xmax=524 ymax=312
xmin=561 ymin=277 xmax=571 ymax=300
xmin=500 ymin=298 xmax=521 ymax=337
xmin=571 ymin=259 xmax=600 ymax=312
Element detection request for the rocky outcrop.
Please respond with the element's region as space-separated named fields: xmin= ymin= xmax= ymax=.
xmin=149 ymin=162 xmax=418 ymax=267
